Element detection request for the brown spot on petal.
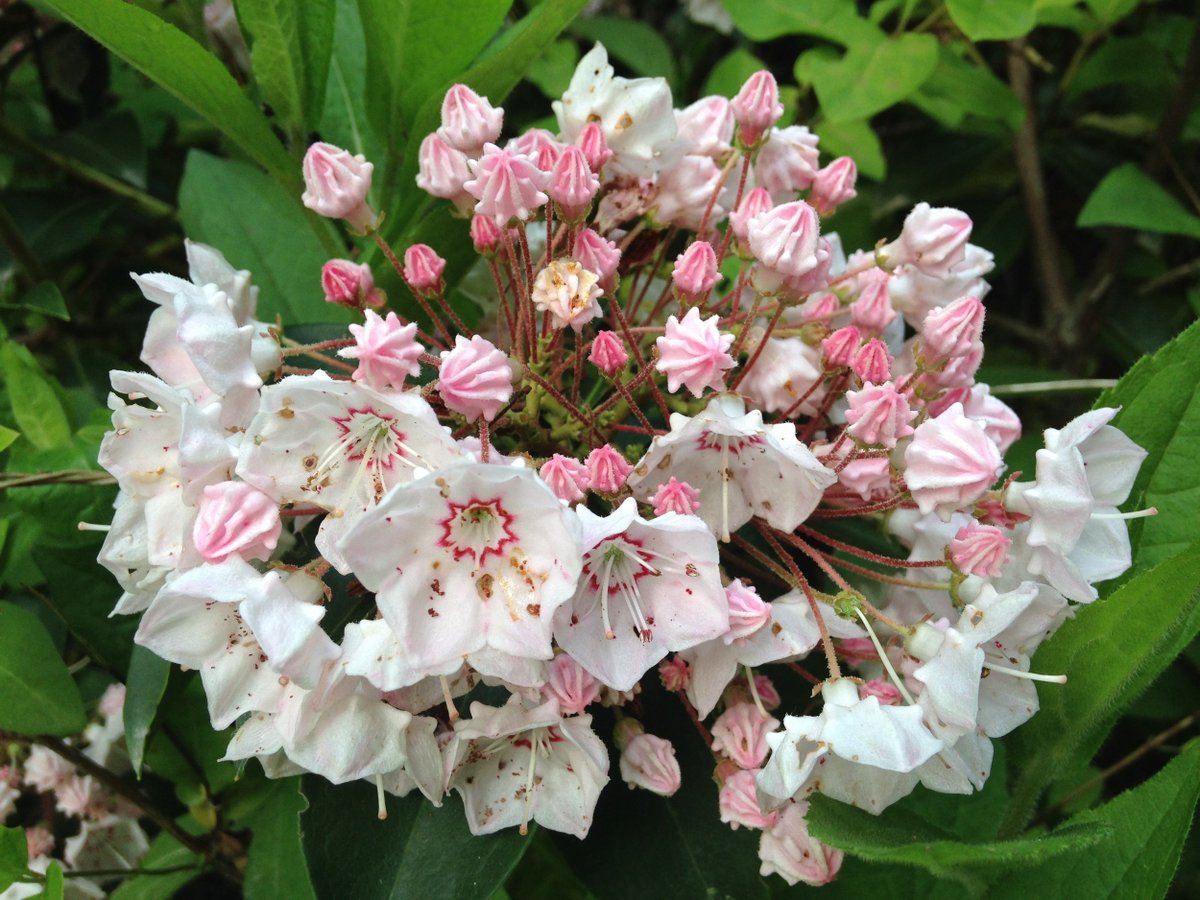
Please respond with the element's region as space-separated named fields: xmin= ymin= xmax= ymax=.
xmin=616 ymin=112 xmax=633 ymax=131
xmin=526 ymin=603 xmax=541 ymax=617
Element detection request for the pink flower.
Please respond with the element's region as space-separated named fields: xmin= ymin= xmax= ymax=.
xmin=403 ymin=244 xmax=446 ymax=295
xmin=859 ymin=678 xmax=903 ymax=705
xmin=659 ymin=656 xmax=692 ymax=692
xmin=672 ymin=241 xmax=719 ymax=300
xmin=949 ymin=522 xmax=1010 ymax=577
xmin=725 ymin=579 xmax=771 ymax=642
xmin=748 ymin=201 xmax=822 ymax=287
xmin=844 ymin=382 xmax=915 ymax=448
xmin=532 ymin=260 xmax=603 ymax=332
xmin=301 ymin=142 xmax=377 ymax=232
xmin=339 ymin=309 xmax=424 ymax=390
xmin=655 ymin=307 xmax=735 ymax=397
xmin=650 ymin=477 xmax=701 ymax=516
xmin=836 ymin=455 xmax=893 ymax=500
xmin=620 ymin=732 xmax=682 ymax=796
xmin=712 ymin=702 xmax=779 ymax=769
xmin=193 ymin=481 xmax=281 ymax=563
xmin=437 ymin=83 xmax=503 ymax=156
xmin=720 ymin=768 xmax=779 ymax=830
xmin=322 ymin=259 xmax=384 ymax=310
xmin=963 ymin=384 xmax=1021 ymax=454
xmin=755 ymin=126 xmax=820 ymax=197
xmin=23 ymin=746 xmax=73 ymax=793
xmin=55 ymin=774 xmax=104 ymax=819
xmin=676 ymin=96 xmax=734 ymax=158
xmin=463 ymin=143 xmax=549 ymax=225
xmin=585 ymin=444 xmax=633 ymax=494
xmin=508 ymin=128 xmax=564 ymax=172
xmin=25 ymin=826 xmax=54 ymax=859
xmin=729 ymin=187 xmax=773 ymax=248
xmin=572 ymin=228 xmax=622 ymax=290
xmin=653 ymin=156 xmax=726 ymax=230
xmin=547 ymin=146 xmax=599 ymax=222
xmin=415 ymin=133 xmax=473 ymax=213
xmin=821 ymin=326 xmax=861 ymax=367
xmin=904 ymin=403 xmax=1003 ymax=520
xmin=810 ymin=156 xmax=857 ymax=215
xmin=731 ymin=70 xmax=783 ymax=146
xmin=438 ymin=335 xmax=513 ymax=422
xmin=920 ymin=295 xmax=985 ymax=364
xmin=837 ymin=636 xmax=879 ymax=666
xmin=577 ymin=121 xmax=613 ymax=173
xmin=470 ymin=214 xmax=503 ymax=255
xmin=881 ymin=202 xmax=973 ymax=278
xmin=542 ymin=653 xmax=602 ymax=715
xmin=98 ymin=682 xmax=126 ymax=718
xmin=589 ymin=331 xmax=629 ymax=376
xmin=800 ymin=292 xmax=839 ymax=323
xmin=851 ymin=339 xmax=892 ymax=385
xmin=758 ymin=801 xmax=844 ymax=886
xmin=849 ymin=269 xmax=895 ymax=334
xmin=540 ymin=454 xmax=590 ymax=503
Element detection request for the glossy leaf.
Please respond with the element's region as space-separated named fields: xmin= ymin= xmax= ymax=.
xmin=0 ymin=425 xmax=17 ymax=453
xmin=0 ymin=601 xmax=86 ymax=735
xmin=319 ymin=1 xmax=384 ymax=168
xmin=0 ymin=826 xmax=27 ymax=893
xmin=721 ymin=0 xmax=881 ymax=45
xmin=1 ymin=343 xmax=70 ymax=451
xmin=803 ymin=34 xmax=940 ymax=123
xmin=1077 ymin=163 xmax=1200 ymax=239
xmin=124 ymin=644 xmax=171 ymax=777
xmin=236 ymin=0 xmax=335 ymax=133
xmin=244 ymin=779 xmax=317 ymax=900
xmin=945 ymin=0 xmax=1037 ymax=41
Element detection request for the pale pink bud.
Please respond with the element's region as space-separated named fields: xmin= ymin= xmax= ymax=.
xmin=904 ymin=403 xmax=1003 ymax=520
xmin=437 ymin=335 xmax=513 ymax=422
xmin=577 ymin=122 xmax=613 ymax=173
xmin=55 ymin=774 xmax=103 ymax=819
xmin=539 ymin=454 xmax=590 ymax=503
xmin=927 ymin=386 xmax=972 ymax=419
xmin=302 ymin=142 xmax=377 ymax=231
xmin=881 ymin=203 xmax=973 ymax=278
xmin=844 ymin=382 xmax=915 ymax=449
xmin=659 ymin=655 xmax=692 ymax=692
xmin=747 ymin=201 xmax=821 ymax=286
xmin=800 ymin=292 xmax=839 ymax=322
xmin=193 ymin=481 xmax=281 ymax=563
xmin=672 ymin=241 xmax=719 ymax=300
xmin=822 ymin=325 xmax=861 ymax=367
xmin=711 ymin=703 xmax=778 ymax=769
xmin=589 ymin=330 xmax=629 ymax=376
xmin=573 ymin=228 xmax=622 ymax=290
xmin=438 ymin=83 xmax=503 ymax=155
xmin=542 ymin=653 xmax=601 ymax=714
xmin=724 ymin=579 xmax=770 ymax=642
xmin=784 ymin=238 xmax=833 ymax=295
xmin=25 ymin=826 xmax=54 ymax=859
xmin=620 ymin=733 xmax=682 ymax=797
xmin=23 ymin=746 xmax=72 ymax=793
xmin=98 ymin=683 xmax=126 ymax=719
xmin=729 ymin=187 xmax=773 ymax=249
xmin=676 ymin=95 xmax=734 ymax=158
xmin=810 ymin=156 xmax=857 ymax=215
xmin=650 ymin=477 xmax=700 ymax=517
xmin=920 ymin=295 xmax=985 ymax=363
xmin=837 ymin=636 xmax=878 ymax=666
xmin=849 ymin=269 xmax=895 ymax=334
xmin=508 ymin=128 xmax=564 ymax=172
xmin=416 ymin=133 xmax=474 ymax=212
xmin=340 ymin=309 xmax=424 ymax=390
xmin=655 ymin=306 xmax=735 ymax=397
xmin=585 ymin=444 xmax=632 ymax=494
xmin=720 ymin=769 xmax=779 ymax=830
xmin=470 ymin=214 xmax=503 ymax=256
xmin=851 ymin=339 xmax=892 ymax=384
xmin=949 ymin=522 xmax=1010 ymax=577
xmin=531 ymin=259 xmax=603 ymax=332
xmin=322 ymin=259 xmax=383 ymax=309
xmin=922 ymin=344 xmax=984 ymax=392
xmin=963 ymin=385 xmax=1021 ymax=454
xmin=731 ymin=70 xmax=783 ymax=146
xmin=837 ymin=455 xmax=892 ymax=500
xmin=463 ymin=143 xmax=549 ymax=225
xmin=859 ymin=678 xmax=903 ymax=705
xmin=547 ymin=146 xmax=599 ymax=222
xmin=403 ymin=244 xmax=446 ymax=296
xmin=756 ymin=126 xmax=820 ymax=197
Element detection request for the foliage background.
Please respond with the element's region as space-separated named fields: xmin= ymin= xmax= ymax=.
xmin=0 ymin=0 xmax=1198 ymax=896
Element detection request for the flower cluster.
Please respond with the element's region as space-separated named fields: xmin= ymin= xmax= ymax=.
xmin=94 ymin=44 xmax=1150 ymax=885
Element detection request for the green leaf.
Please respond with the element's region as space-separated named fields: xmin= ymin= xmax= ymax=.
xmin=44 ymin=861 xmax=64 ymax=900
xmin=1002 ymin=545 xmax=1200 ymax=834
xmin=990 ymin=738 xmax=1200 ymax=899
xmin=1084 ymin=0 xmax=1141 ymax=25
xmin=1077 ymin=163 xmax=1200 ymax=239
xmin=816 ymin=119 xmax=886 ymax=180
xmin=721 ymin=0 xmax=882 ymax=45
xmin=37 ymin=0 xmax=297 ymax=190
xmin=124 ymin=645 xmax=171 ymax=778
xmin=0 ymin=425 xmax=18 ymax=453
xmin=0 ymin=826 xmax=28 ymax=893
xmin=235 ymin=0 xmax=335 ymax=133
xmin=0 ymin=343 xmax=70 ymax=450
xmin=703 ymin=48 xmax=768 ymax=99
xmin=319 ymin=0 xmax=383 ymax=166
xmin=945 ymin=0 xmax=1037 ymax=41
xmin=110 ymin=831 xmax=203 ymax=900
xmin=178 ymin=150 xmax=349 ymax=323
xmin=33 ymin=545 xmax=134 ymax=676
xmin=19 ymin=282 xmax=70 ymax=321
xmin=244 ymin=779 xmax=317 ymax=900
xmin=804 ymin=34 xmax=940 ymax=123
xmin=912 ymin=47 xmax=1024 ymax=131
xmin=301 ymin=777 xmax=531 ymax=899
xmin=0 ymin=602 xmax=86 ymax=735
xmin=571 ymin=16 xmax=675 ymax=81
xmin=526 ymin=40 xmax=580 ymax=99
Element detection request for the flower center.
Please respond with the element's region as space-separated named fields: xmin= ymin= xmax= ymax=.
xmin=581 ymin=534 xmax=684 ymax=643
xmin=438 ymin=497 xmax=516 ymax=565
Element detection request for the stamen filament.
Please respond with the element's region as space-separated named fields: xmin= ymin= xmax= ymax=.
xmin=985 ymin=662 xmax=1066 ymax=684
xmin=854 ymin=608 xmax=917 ymax=706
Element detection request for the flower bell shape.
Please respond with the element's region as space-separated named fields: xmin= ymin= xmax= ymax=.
xmin=572 ymin=228 xmax=622 ymax=289
xmin=731 ymin=70 xmax=783 ymax=146
xmin=463 ymin=143 xmax=550 ymax=225
xmin=539 ymin=453 xmax=590 ymax=503
xmin=844 ymin=382 xmax=915 ymax=449
xmin=738 ymin=336 xmax=824 ymax=416
xmin=301 ymin=142 xmax=377 ymax=232
xmin=620 ymin=732 xmax=682 ymax=796
xmin=322 ymin=259 xmax=384 ymax=310
xmin=880 ymin=203 xmax=973 ymax=279
xmin=904 ymin=403 xmax=1003 ymax=521
xmin=553 ymin=498 xmax=727 ymax=691
xmin=588 ymin=330 xmax=629 ymax=376
xmin=712 ymin=703 xmax=780 ymax=769
xmin=437 ymin=335 xmax=514 ymax=422
xmin=437 ymin=83 xmax=504 ymax=156
xmin=719 ymin=768 xmax=779 ymax=830
xmin=192 ymin=481 xmax=281 ymax=563
xmin=532 ymin=259 xmax=604 ymax=332
xmin=672 ymin=241 xmax=720 ymax=301
xmin=628 ymin=394 xmax=837 ymax=541
xmin=650 ymin=477 xmax=701 ymax=517
xmin=340 ymin=463 xmax=584 ymax=676
xmin=655 ymin=307 xmax=735 ymax=397
xmin=403 ymin=244 xmax=446 ymax=296
xmin=748 ymin=201 xmax=822 ymax=288
xmin=755 ymin=126 xmax=821 ymax=198
xmin=758 ymin=801 xmax=844 ymax=886
xmin=949 ymin=522 xmax=1010 ymax=577
xmin=542 ymin=653 xmax=602 ymax=714
xmin=890 ymin=243 xmax=994 ymax=327
xmin=547 ymin=146 xmax=600 ymax=222
xmin=675 ymin=96 xmax=735 ymax=159
xmin=415 ymin=133 xmax=474 ymax=213
xmin=920 ymin=295 xmax=985 ymax=364
xmin=338 ymin=309 xmax=424 ymax=392
xmin=729 ymin=187 xmax=774 ymax=249
xmin=810 ymin=156 xmax=857 ymax=215
xmin=652 ymin=156 xmax=728 ymax=231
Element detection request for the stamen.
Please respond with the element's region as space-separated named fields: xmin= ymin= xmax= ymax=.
xmin=77 ymin=522 xmax=111 ymax=532
xmin=1092 ymin=506 xmax=1158 ymax=521
xmin=600 ymin=554 xmax=617 ymax=640
xmin=745 ymin=665 xmax=767 ymax=718
xmin=853 ymin=608 xmax=917 ymax=706
xmin=519 ymin=733 xmax=539 ymax=836
xmin=375 ymin=774 xmax=388 ymax=820
xmin=720 ymin=438 xmax=731 ymax=542
xmin=984 ymin=662 xmax=1066 ymax=684
xmin=440 ymin=675 xmax=459 ymax=721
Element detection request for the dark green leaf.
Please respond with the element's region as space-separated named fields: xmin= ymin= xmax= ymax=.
xmin=1077 ymin=163 xmax=1200 ymax=239
xmin=110 ymin=831 xmax=203 ymax=900
xmin=0 ymin=601 xmax=86 ymax=735
xmin=804 ymin=34 xmax=940 ymax=123
xmin=20 ymin=282 xmax=70 ymax=321
xmin=0 ymin=426 xmax=17 ymax=453
xmin=44 ymin=861 xmax=64 ymax=900
xmin=33 ymin=545 xmax=134 ymax=676
xmin=235 ymin=0 xmax=335 ymax=132
xmin=816 ymin=119 xmax=886 ymax=180
xmin=527 ymin=41 xmax=580 ymax=99
xmin=571 ymin=16 xmax=675 ymax=81
xmin=912 ymin=47 xmax=1024 ymax=131
xmin=0 ymin=826 xmax=27 ymax=893
xmin=945 ymin=0 xmax=1036 ymax=41
xmin=124 ymin=645 xmax=171 ymax=777
xmin=721 ymin=0 xmax=881 ymax=45
xmin=1084 ymin=0 xmax=1141 ymax=25
xmin=0 ymin=343 xmax=70 ymax=450
xmin=37 ymin=0 xmax=297 ymax=190
xmin=319 ymin=1 xmax=384 ymax=167
xmin=301 ymin=776 xmax=531 ymax=900
xmin=244 ymin=779 xmax=317 ymax=900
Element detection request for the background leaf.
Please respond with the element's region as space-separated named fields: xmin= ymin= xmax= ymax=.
xmin=720 ymin=0 xmax=881 ymax=45
xmin=803 ymin=34 xmax=939 ymax=123
xmin=1 ymin=343 xmax=70 ymax=451
xmin=945 ymin=0 xmax=1037 ymax=41
xmin=0 ymin=601 xmax=85 ymax=735
xmin=243 ymin=779 xmax=317 ymax=900
xmin=124 ymin=644 xmax=171 ymax=777
xmin=0 ymin=826 xmax=27 ymax=893
xmin=1077 ymin=163 xmax=1200 ymax=239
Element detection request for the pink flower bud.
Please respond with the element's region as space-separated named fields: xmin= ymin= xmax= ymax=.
xmin=655 ymin=306 xmax=735 ymax=397
xmin=949 ymin=522 xmax=1010 ymax=577
xmin=650 ymin=477 xmax=700 ymax=517
xmin=759 ymin=800 xmax=844 ymax=886
xmin=844 ymin=381 xmax=915 ymax=448
xmin=859 ymin=678 xmax=903 ymax=705
xmin=438 ymin=84 xmax=503 ymax=155
xmin=837 ymin=636 xmax=878 ymax=666
xmin=302 ymin=142 xmax=377 ymax=232
xmin=963 ymin=384 xmax=1021 ymax=454
xmin=470 ymin=214 xmax=503 ymax=256
xmin=810 ymin=156 xmax=857 ymax=215
xmin=463 ymin=143 xmax=549 ymax=225
xmin=848 ymin=269 xmax=895 ymax=334
xmin=729 ymin=187 xmax=774 ymax=249
xmin=881 ymin=202 xmax=973 ymax=278
xmin=402 ymin=244 xmax=446 ymax=296
xmin=724 ymin=579 xmax=770 ymax=642
xmin=822 ymin=325 xmax=861 ymax=367
xmin=573 ymin=228 xmax=622 ymax=290
xmin=539 ymin=454 xmax=590 ymax=503
xmin=747 ymin=201 xmax=822 ymax=286
xmin=800 ymin=292 xmax=839 ymax=322
xmin=416 ymin=133 xmax=474 ymax=213
xmin=672 ymin=240 xmax=719 ymax=300
xmin=589 ymin=330 xmax=629 ymax=376
xmin=193 ymin=481 xmax=281 ymax=563
xmin=322 ymin=259 xmax=384 ymax=310
xmin=676 ymin=95 xmax=734 ymax=158
xmin=577 ymin=122 xmax=614 ymax=173
xmin=904 ymin=403 xmax=1003 ymax=520
xmin=339 ymin=309 xmax=424 ymax=390
xmin=756 ymin=126 xmax=820 ymax=197
xmin=783 ymin=237 xmax=834 ymax=296
xmin=542 ymin=653 xmax=601 ymax=714
xmin=711 ymin=703 xmax=778 ymax=769
xmin=837 ymin=455 xmax=892 ymax=500
xmin=731 ymin=70 xmax=783 ymax=146
xmin=851 ymin=339 xmax=893 ymax=386
xmin=920 ymin=295 xmax=985 ymax=363
xmin=532 ymin=259 xmax=603 ymax=332
xmin=659 ymin=655 xmax=692 ymax=692
xmin=585 ymin=444 xmax=633 ymax=494
xmin=508 ymin=128 xmax=564 ymax=172
xmin=547 ymin=146 xmax=599 ymax=222
xmin=719 ymin=768 xmax=779 ymax=830
xmin=620 ymin=733 xmax=682 ymax=797
xmin=437 ymin=335 xmax=513 ymax=422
